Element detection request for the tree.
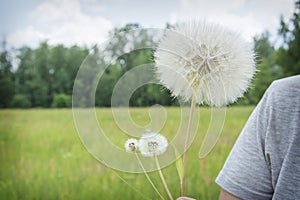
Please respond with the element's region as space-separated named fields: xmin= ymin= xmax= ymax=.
xmin=0 ymin=40 xmax=14 ymax=108
xmin=65 ymin=45 xmax=89 ymax=94
xmin=241 ymin=32 xmax=282 ymax=105
xmin=14 ymin=42 xmax=88 ymax=108
xmin=52 ymin=94 xmax=71 ymax=108
xmin=16 ymin=45 xmax=48 ymax=107
xmin=95 ymin=23 xmax=175 ymax=107
xmin=11 ymin=94 xmax=31 ymax=108
xmin=277 ymin=0 xmax=300 ymax=76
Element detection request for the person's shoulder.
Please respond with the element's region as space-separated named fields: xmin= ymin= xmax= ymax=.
xmin=267 ymin=75 xmax=300 ymax=95
xmin=263 ymin=75 xmax=300 ymax=109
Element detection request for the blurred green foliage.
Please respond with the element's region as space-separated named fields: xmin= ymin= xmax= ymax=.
xmin=0 ymin=1 xmax=299 ymax=108
xmin=277 ymin=0 xmax=300 ymax=76
xmin=52 ymin=94 xmax=71 ymax=108
xmin=240 ymin=32 xmax=283 ymax=105
xmin=10 ymin=94 xmax=31 ymax=108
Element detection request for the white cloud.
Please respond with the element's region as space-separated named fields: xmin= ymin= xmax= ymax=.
xmin=31 ymin=0 xmax=82 ymax=23
xmin=169 ymin=0 xmax=294 ymax=41
xmin=7 ymin=26 xmax=47 ymax=48
xmin=6 ymin=0 xmax=295 ymax=48
xmin=7 ymin=0 xmax=113 ymax=48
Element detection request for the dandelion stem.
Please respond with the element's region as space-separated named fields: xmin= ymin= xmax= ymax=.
xmin=135 ymin=153 xmax=165 ymax=200
xmin=155 ymin=155 xmax=174 ymax=200
xmin=181 ymin=97 xmax=196 ymax=196
xmin=112 ymin=171 xmax=152 ymax=200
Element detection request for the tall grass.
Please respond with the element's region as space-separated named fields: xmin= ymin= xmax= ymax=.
xmin=0 ymin=107 xmax=253 ymax=200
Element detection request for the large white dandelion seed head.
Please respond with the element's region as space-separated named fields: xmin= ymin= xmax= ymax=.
xmin=139 ymin=132 xmax=168 ymax=157
xmin=154 ymin=21 xmax=256 ymax=106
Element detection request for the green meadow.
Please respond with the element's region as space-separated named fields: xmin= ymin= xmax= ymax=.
xmin=0 ymin=107 xmax=254 ymax=200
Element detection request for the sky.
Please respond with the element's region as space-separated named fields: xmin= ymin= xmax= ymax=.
xmin=0 ymin=0 xmax=295 ymax=48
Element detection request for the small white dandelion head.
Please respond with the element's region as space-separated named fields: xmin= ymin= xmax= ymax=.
xmin=139 ymin=132 xmax=168 ymax=157
xmin=125 ymin=138 xmax=139 ymax=152
xmin=155 ymin=20 xmax=256 ymax=107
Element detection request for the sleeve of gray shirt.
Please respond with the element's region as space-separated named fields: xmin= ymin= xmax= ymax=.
xmin=215 ymin=75 xmax=300 ymax=200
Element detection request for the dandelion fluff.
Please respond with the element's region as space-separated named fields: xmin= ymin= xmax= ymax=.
xmin=139 ymin=132 xmax=168 ymax=157
xmin=125 ymin=138 xmax=139 ymax=152
xmin=155 ymin=21 xmax=256 ymax=106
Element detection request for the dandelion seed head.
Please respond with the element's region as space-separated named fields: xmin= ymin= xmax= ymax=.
xmin=155 ymin=21 xmax=256 ymax=106
xmin=125 ymin=138 xmax=139 ymax=152
xmin=139 ymin=132 xmax=168 ymax=157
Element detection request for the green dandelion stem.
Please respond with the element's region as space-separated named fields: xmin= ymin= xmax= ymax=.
xmin=181 ymin=97 xmax=196 ymax=196
xmin=155 ymin=155 xmax=174 ymax=200
xmin=112 ymin=171 xmax=152 ymax=200
xmin=135 ymin=153 xmax=165 ymax=200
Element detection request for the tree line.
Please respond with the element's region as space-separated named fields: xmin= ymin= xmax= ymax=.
xmin=0 ymin=1 xmax=299 ymax=108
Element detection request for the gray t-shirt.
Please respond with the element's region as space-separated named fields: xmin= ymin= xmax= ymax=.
xmin=216 ymin=75 xmax=300 ymax=200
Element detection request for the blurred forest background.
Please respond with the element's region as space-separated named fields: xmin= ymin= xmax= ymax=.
xmin=0 ymin=1 xmax=299 ymax=108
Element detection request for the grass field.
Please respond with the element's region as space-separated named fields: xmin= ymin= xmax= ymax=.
xmin=0 ymin=107 xmax=254 ymax=200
